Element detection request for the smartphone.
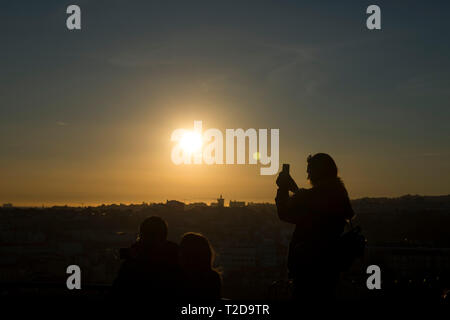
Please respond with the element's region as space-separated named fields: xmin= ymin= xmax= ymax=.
xmin=282 ymin=163 xmax=290 ymax=174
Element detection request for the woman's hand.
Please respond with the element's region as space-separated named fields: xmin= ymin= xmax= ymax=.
xmin=276 ymin=171 xmax=298 ymax=192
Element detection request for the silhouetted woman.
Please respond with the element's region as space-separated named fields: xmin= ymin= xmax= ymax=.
xmin=275 ymin=153 xmax=354 ymax=302
xmin=179 ymin=232 xmax=222 ymax=300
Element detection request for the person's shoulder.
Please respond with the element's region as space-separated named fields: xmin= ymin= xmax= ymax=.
xmin=200 ymin=269 xmax=221 ymax=282
xmin=117 ymin=255 xmax=139 ymax=272
xmin=211 ymin=269 xmax=221 ymax=281
xmin=163 ymin=240 xmax=180 ymax=256
xmin=165 ymin=240 xmax=179 ymax=250
xmin=203 ymin=270 xmax=222 ymax=291
xmin=210 ymin=270 xmax=222 ymax=298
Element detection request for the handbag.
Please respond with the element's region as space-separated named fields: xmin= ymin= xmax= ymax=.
xmin=337 ymin=220 xmax=366 ymax=271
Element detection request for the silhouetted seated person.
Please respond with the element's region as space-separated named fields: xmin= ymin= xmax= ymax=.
xmin=112 ymin=216 xmax=180 ymax=302
xmin=275 ymin=153 xmax=354 ymax=302
xmin=178 ymin=232 xmax=222 ymax=301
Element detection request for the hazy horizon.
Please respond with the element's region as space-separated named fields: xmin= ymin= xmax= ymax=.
xmin=4 ymin=192 xmax=450 ymax=208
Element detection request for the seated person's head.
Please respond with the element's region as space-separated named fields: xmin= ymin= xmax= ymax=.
xmin=179 ymin=232 xmax=214 ymax=272
xmin=139 ymin=216 xmax=168 ymax=246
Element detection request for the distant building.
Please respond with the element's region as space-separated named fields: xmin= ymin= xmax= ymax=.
xmin=218 ymin=195 xmax=224 ymax=207
xmin=2 ymin=203 xmax=13 ymax=208
xmin=211 ymin=195 xmax=225 ymax=208
xmin=186 ymin=202 xmax=208 ymax=210
xmin=165 ymin=200 xmax=185 ymax=210
xmin=229 ymin=200 xmax=245 ymax=208
xmin=217 ymin=195 xmax=225 ymax=208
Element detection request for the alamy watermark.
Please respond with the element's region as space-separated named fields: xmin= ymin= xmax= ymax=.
xmin=171 ymin=121 xmax=279 ymax=175
xmin=66 ymin=5 xmax=81 ymax=30
xmin=65 ymin=4 xmax=381 ymax=31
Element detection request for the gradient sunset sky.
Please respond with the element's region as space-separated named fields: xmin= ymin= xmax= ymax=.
xmin=1 ymin=1 xmax=449 ymax=206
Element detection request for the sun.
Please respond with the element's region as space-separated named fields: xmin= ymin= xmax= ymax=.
xmin=179 ymin=131 xmax=203 ymax=153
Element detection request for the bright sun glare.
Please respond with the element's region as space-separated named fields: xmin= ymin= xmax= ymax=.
xmin=179 ymin=131 xmax=203 ymax=153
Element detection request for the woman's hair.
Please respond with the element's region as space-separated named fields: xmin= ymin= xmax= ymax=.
xmin=179 ymin=232 xmax=216 ymax=272
xmin=307 ymin=153 xmax=340 ymax=186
